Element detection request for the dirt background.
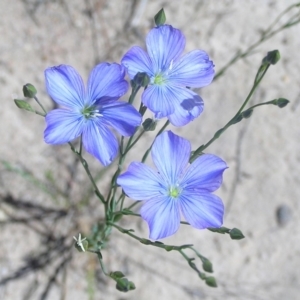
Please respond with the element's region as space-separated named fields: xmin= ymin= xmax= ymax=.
xmin=0 ymin=0 xmax=300 ymax=299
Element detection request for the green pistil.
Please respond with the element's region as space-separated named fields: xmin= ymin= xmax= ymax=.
xmin=169 ymin=186 xmax=180 ymax=198
xmin=81 ymin=106 xmax=102 ymax=119
xmin=153 ymin=74 xmax=166 ymax=85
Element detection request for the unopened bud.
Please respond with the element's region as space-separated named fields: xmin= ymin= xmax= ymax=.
xmin=262 ymin=50 xmax=280 ymax=65
xmin=23 ymin=83 xmax=37 ymax=98
xmin=154 ymin=8 xmax=166 ymax=26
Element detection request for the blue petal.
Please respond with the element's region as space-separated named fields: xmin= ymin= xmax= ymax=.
xmin=181 ymin=154 xmax=228 ymax=192
xmin=44 ymin=65 xmax=85 ymax=108
xmin=87 ymin=63 xmax=128 ymax=105
xmin=82 ymin=120 xmax=118 ymax=166
xmin=180 ymin=191 xmax=224 ymax=229
xmin=146 ymin=25 xmax=185 ymax=72
xmin=101 ymin=101 xmax=142 ymax=136
xmin=121 ymin=46 xmax=154 ymax=79
xmin=44 ymin=109 xmax=84 ymax=144
xmin=168 ymin=93 xmax=204 ymax=126
xmin=151 ymin=131 xmax=190 ymax=184
xmin=169 ymin=50 xmax=215 ymax=87
xmin=142 ymin=84 xmax=175 ymax=117
xmin=117 ymin=162 xmax=166 ymax=200
xmin=140 ymin=196 xmax=181 ymax=240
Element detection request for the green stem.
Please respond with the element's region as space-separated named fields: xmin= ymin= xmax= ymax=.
xmin=190 ymin=63 xmax=270 ymax=162
xmin=141 ymin=120 xmax=170 ymax=163
xmin=214 ymin=2 xmax=300 ymax=80
xmin=68 ymin=142 xmax=105 ymax=204
xmin=34 ymin=96 xmax=47 ymax=115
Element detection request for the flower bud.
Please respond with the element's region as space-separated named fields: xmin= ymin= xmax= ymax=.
xmin=229 ymin=228 xmax=245 ymax=240
xmin=154 ymin=8 xmax=166 ymax=26
xmin=14 ymin=99 xmax=34 ymax=112
xmin=23 ymin=83 xmax=37 ymax=98
xmin=133 ymin=72 xmax=150 ymax=87
xmin=275 ymin=98 xmax=289 ymax=108
xmin=205 ymin=276 xmax=217 ymax=287
xmin=262 ymin=50 xmax=280 ymax=65
xmin=142 ymin=118 xmax=157 ymax=131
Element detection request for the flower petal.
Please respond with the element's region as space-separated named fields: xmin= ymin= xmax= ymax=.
xmin=146 ymin=25 xmax=185 ymax=72
xmin=181 ymin=154 xmax=228 ymax=192
xmin=141 ymin=197 xmax=180 ymax=240
xmin=169 ymin=50 xmax=215 ymax=87
xmin=101 ymin=101 xmax=142 ymax=136
xmin=142 ymin=84 xmax=175 ymax=117
xmin=45 ymin=65 xmax=85 ymax=108
xmin=82 ymin=120 xmax=118 ymax=166
xmin=44 ymin=109 xmax=84 ymax=144
xmin=168 ymin=92 xmax=204 ymax=126
xmin=117 ymin=162 xmax=166 ymax=200
xmin=121 ymin=46 xmax=154 ymax=79
xmin=180 ymin=191 xmax=224 ymax=229
xmin=87 ymin=63 xmax=128 ymax=105
xmin=151 ymin=131 xmax=190 ymax=184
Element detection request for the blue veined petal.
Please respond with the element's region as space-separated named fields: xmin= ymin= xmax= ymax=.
xmin=82 ymin=120 xmax=118 ymax=166
xmin=168 ymin=93 xmax=204 ymax=126
xmin=101 ymin=101 xmax=142 ymax=136
xmin=117 ymin=162 xmax=166 ymax=200
xmin=87 ymin=63 xmax=128 ymax=105
xmin=140 ymin=196 xmax=181 ymax=240
xmin=45 ymin=65 xmax=85 ymax=108
xmin=44 ymin=109 xmax=84 ymax=144
xmin=121 ymin=46 xmax=154 ymax=79
xmin=179 ymin=190 xmax=224 ymax=229
xmin=142 ymin=84 xmax=175 ymax=117
xmin=142 ymin=84 xmax=176 ymax=117
xmin=181 ymin=154 xmax=228 ymax=192
xmin=146 ymin=25 xmax=185 ymax=72
xmin=168 ymin=50 xmax=215 ymax=88
xmin=151 ymin=131 xmax=190 ymax=184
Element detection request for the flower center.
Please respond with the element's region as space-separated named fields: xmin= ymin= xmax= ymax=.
xmin=168 ymin=185 xmax=181 ymax=198
xmin=81 ymin=106 xmax=102 ymax=120
xmin=153 ymin=73 xmax=166 ymax=85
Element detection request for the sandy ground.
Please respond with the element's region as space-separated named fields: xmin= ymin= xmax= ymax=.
xmin=0 ymin=0 xmax=300 ymax=299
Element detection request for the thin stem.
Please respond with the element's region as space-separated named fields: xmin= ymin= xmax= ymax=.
xmin=34 ymin=96 xmax=47 ymax=115
xmin=214 ymin=2 xmax=300 ymax=80
xmin=68 ymin=142 xmax=105 ymax=204
xmin=141 ymin=120 xmax=170 ymax=163
xmin=191 ymin=63 xmax=270 ymax=162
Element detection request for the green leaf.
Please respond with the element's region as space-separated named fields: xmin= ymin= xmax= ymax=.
xmin=110 ymin=271 xmax=125 ymax=279
xmin=14 ymin=99 xmax=34 ymax=112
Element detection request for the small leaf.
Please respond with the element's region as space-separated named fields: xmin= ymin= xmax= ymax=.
xmin=14 ymin=99 xmax=34 ymax=112
xmin=111 ymin=271 xmax=125 ymax=279
xmin=242 ymin=109 xmax=253 ymax=119
xmin=140 ymin=238 xmax=151 ymax=245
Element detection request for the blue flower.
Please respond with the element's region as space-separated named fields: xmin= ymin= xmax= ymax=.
xmin=117 ymin=131 xmax=227 ymax=240
xmin=121 ymin=25 xmax=215 ymax=127
xmin=44 ymin=63 xmax=142 ymax=166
